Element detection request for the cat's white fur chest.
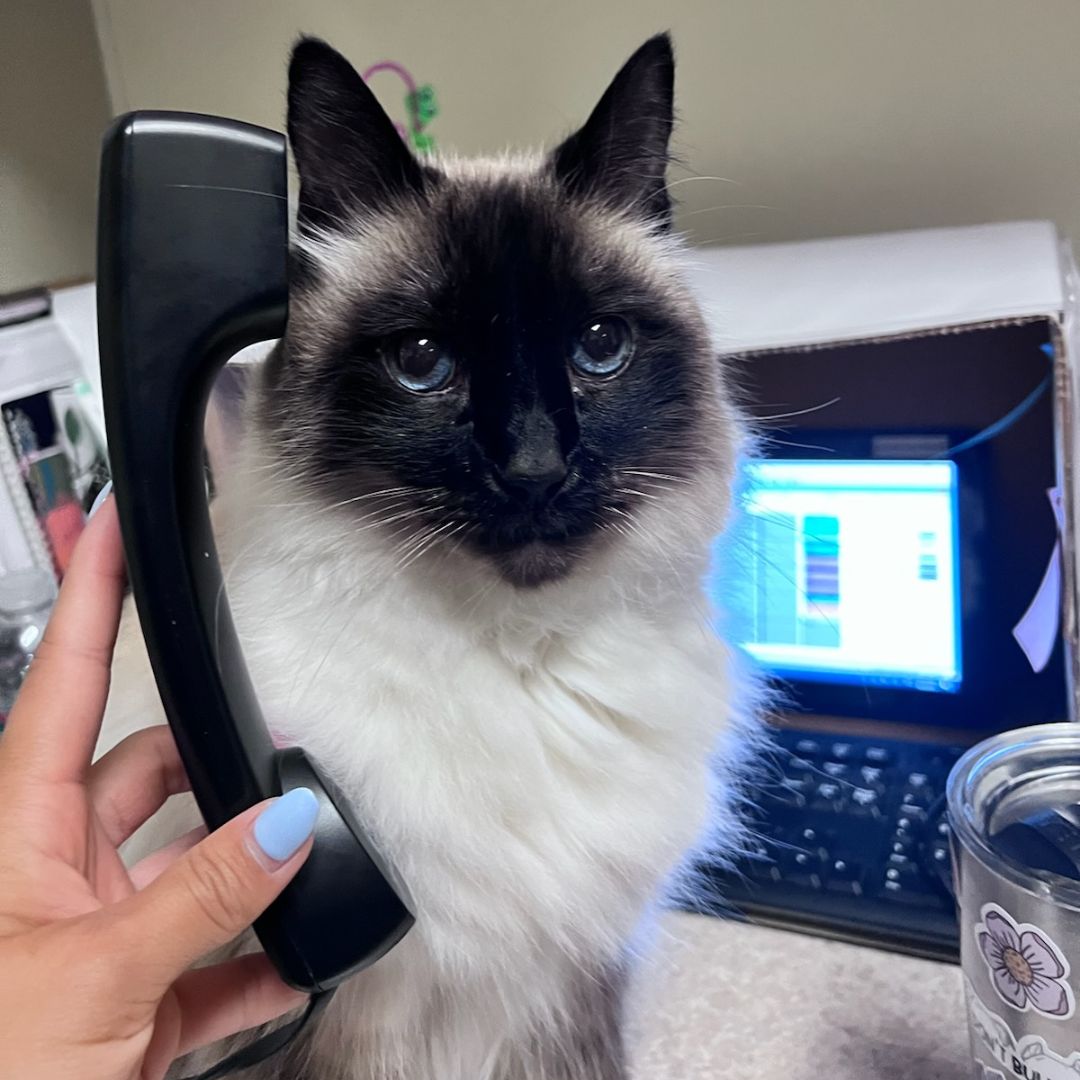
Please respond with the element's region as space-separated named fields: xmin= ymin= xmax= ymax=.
xmin=237 ymin=491 xmax=728 ymax=905
xmin=104 ymin=434 xmax=742 ymax=1078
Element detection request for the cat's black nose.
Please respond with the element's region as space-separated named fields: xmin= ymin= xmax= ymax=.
xmin=495 ymin=451 xmax=568 ymax=505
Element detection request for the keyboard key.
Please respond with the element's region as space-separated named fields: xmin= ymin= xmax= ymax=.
xmin=900 ymin=788 xmax=932 ymax=809
xmin=771 ymin=790 xmax=807 ymax=810
xmin=794 ymin=738 xmax=822 ymax=758
xmin=850 ymin=787 xmax=881 ymax=817
xmin=769 ymin=779 xmax=810 ymax=809
xmin=826 ymin=878 xmax=863 ymax=896
xmin=812 ymin=782 xmax=845 ymax=812
xmin=892 ymin=822 xmax=919 ymax=848
xmin=822 ymin=761 xmax=852 ymax=781
xmin=787 ymin=755 xmax=816 ymax=774
xmin=750 ymin=861 xmax=782 ymax=883
xmin=864 ymin=746 xmax=894 ymax=765
xmin=792 ymin=827 xmax=832 ymax=859
xmin=885 ymin=852 xmax=935 ymax=902
xmin=897 ymin=806 xmax=928 ymax=829
xmin=830 ymin=742 xmax=855 ymax=762
xmin=825 ymin=858 xmax=864 ymax=895
xmin=907 ymin=772 xmax=930 ymax=789
xmin=860 ymin=765 xmax=885 ymax=787
xmin=788 ymin=851 xmax=823 ymax=890
xmin=880 ymin=878 xmax=940 ymax=907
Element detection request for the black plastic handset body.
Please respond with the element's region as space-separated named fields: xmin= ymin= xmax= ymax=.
xmin=97 ymin=111 xmax=413 ymax=991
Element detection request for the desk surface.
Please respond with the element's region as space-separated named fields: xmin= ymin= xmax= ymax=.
xmin=631 ymin=914 xmax=970 ymax=1079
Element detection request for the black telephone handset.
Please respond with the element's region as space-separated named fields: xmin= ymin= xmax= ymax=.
xmin=97 ymin=112 xmax=413 ymax=996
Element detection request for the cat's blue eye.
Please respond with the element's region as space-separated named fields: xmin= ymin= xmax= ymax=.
xmin=570 ymin=317 xmax=634 ymax=378
xmin=387 ymin=333 xmax=456 ymax=393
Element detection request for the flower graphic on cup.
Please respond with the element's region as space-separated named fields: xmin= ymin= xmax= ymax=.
xmin=975 ymin=904 xmax=1074 ymax=1019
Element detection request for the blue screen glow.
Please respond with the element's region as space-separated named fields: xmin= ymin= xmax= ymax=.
xmin=713 ymin=459 xmax=963 ymax=693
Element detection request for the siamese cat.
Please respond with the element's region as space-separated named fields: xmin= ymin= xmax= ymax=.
xmin=104 ymin=32 xmax=754 ymax=1080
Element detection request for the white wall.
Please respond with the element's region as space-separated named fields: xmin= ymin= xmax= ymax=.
xmin=7 ymin=0 xmax=1080 ymax=293
xmin=0 ymin=0 xmax=112 ymax=292
xmin=90 ymin=0 xmax=1080 ymax=248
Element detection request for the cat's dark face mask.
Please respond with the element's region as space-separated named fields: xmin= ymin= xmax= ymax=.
xmin=263 ymin=35 xmax=718 ymax=587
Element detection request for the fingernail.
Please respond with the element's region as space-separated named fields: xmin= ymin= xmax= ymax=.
xmin=252 ymin=787 xmax=319 ymax=863
xmin=89 ymin=481 xmax=113 ymax=518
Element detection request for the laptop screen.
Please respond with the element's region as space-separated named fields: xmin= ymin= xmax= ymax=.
xmin=720 ymin=459 xmax=962 ymax=693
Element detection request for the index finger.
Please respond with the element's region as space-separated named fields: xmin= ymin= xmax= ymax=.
xmin=2 ymin=496 xmax=126 ymax=785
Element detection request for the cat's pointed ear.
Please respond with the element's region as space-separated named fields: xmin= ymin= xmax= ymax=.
xmin=287 ymin=37 xmax=426 ymax=232
xmin=550 ymin=34 xmax=676 ymax=225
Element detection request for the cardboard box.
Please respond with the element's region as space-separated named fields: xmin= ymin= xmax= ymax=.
xmin=688 ymin=221 xmax=1080 ymax=727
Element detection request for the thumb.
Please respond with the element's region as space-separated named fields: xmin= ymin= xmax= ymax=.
xmin=107 ymin=788 xmax=319 ymax=987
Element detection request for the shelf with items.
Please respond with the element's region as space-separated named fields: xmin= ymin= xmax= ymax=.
xmin=0 ymin=289 xmax=108 ymax=730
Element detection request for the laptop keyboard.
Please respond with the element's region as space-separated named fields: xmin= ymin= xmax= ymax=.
xmin=695 ymin=727 xmax=965 ymax=959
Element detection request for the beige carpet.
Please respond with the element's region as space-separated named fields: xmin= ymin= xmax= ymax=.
xmin=629 ymin=913 xmax=971 ymax=1079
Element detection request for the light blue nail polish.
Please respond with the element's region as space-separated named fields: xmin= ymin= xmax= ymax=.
xmin=253 ymin=787 xmax=319 ymax=862
xmin=89 ymin=480 xmax=113 ymax=518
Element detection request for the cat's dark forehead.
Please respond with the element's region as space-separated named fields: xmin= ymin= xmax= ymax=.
xmin=425 ymin=179 xmax=609 ymax=326
xmin=436 ymin=174 xmax=570 ymax=260
xmin=293 ymin=163 xmax=690 ymax=347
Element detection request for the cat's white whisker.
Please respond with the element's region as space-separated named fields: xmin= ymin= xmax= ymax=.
xmin=398 ymin=519 xmax=467 ymax=572
xmin=346 ymin=485 xmax=443 ymax=505
xmin=621 ymin=468 xmax=693 ymax=486
xmin=664 ymin=173 xmax=743 ymax=190
xmin=676 ymin=202 xmax=784 ymax=222
xmin=761 ymin=437 xmax=836 ymax=453
xmin=325 ymin=486 xmax=425 ymax=510
xmin=614 ymin=486 xmax=660 ymax=502
xmin=754 ymin=396 xmax=841 ymax=422
xmin=165 ymin=182 xmax=289 ymax=201
xmin=355 ymin=506 xmax=437 ymax=532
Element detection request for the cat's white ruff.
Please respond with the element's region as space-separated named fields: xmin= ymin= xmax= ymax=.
xmin=102 ymin=397 xmax=744 ymax=1078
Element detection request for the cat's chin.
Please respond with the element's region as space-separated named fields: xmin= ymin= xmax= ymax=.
xmin=493 ymin=541 xmax=579 ymax=588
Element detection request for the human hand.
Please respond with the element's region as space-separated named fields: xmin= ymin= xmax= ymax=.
xmin=0 ymin=495 xmax=318 ymax=1080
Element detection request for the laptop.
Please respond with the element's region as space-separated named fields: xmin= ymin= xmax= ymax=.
xmin=691 ymin=311 xmax=1069 ymax=960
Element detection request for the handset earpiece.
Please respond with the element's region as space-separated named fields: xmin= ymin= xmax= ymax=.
xmin=97 ymin=111 xmax=413 ymax=992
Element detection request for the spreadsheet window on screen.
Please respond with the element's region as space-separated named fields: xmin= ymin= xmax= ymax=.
xmin=722 ymin=460 xmax=962 ymax=693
